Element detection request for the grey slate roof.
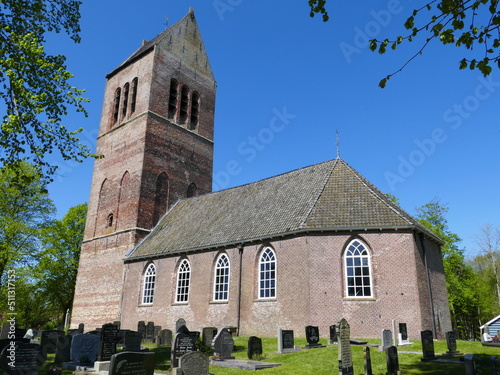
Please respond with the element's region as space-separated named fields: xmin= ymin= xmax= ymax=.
xmin=126 ymin=158 xmax=442 ymax=261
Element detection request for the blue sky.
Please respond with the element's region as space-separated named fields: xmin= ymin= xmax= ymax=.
xmin=47 ymin=0 xmax=499 ymax=256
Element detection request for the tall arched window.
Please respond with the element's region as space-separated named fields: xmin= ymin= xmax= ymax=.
xmin=344 ymin=239 xmax=372 ymax=297
xmin=112 ymin=87 xmax=121 ymax=124
xmin=142 ymin=263 xmax=156 ymax=305
xmin=179 ymin=85 xmax=189 ymax=124
xmin=189 ymin=91 xmax=200 ymax=130
xmin=175 ymin=259 xmax=191 ymax=303
xmin=130 ymin=77 xmax=138 ymax=114
xmin=168 ymin=79 xmax=178 ymax=120
xmin=122 ymin=82 xmax=129 ymax=120
xmin=258 ymin=247 xmax=276 ymax=299
xmin=213 ymin=254 xmax=230 ymax=301
xmin=186 ymin=182 xmax=197 ymax=198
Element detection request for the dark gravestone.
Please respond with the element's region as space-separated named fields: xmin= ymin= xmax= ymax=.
xmin=304 ymin=326 xmax=325 ymax=349
xmin=116 ymin=329 xmax=129 ymax=347
xmin=1 ymin=342 xmax=46 ymax=375
xmin=145 ymin=322 xmax=155 ymax=343
xmin=153 ymin=326 xmax=161 ymax=344
xmin=109 ymin=351 xmax=155 ymax=375
xmin=445 ymin=331 xmax=459 ymax=355
xmin=55 ymin=335 xmax=72 ymax=363
xmin=113 ymin=321 xmax=121 ymax=330
xmin=278 ymin=329 xmax=295 ymax=353
xmin=399 ymin=323 xmax=408 ymax=341
xmin=41 ymin=330 xmax=65 ymax=355
xmin=247 ymin=336 xmax=263 ymax=360
xmin=212 ymin=328 xmax=234 ymax=359
xmin=363 ymin=347 xmax=372 ymax=375
xmin=137 ymin=321 xmax=146 ymax=341
xmin=78 ymin=323 xmax=84 ymax=334
xmin=177 ymin=325 xmax=189 ymax=335
xmin=124 ymin=331 xmax=143 ymax=352
xmin=329 ymin=325 xmax=338 ymax=344
xmin=98 ymin=323 xmax=119 ymax=361
xmin=179 ymin=351 xmax=209 ymax=375
xmin=70 ymin=334 xmax=100 ymax=364
xmin=421 ymin=330 xmax=435 ymax=361
xmin=337 ymin=318 xmax=354 ymax=375
xmin=385 ymin=346 xmax=399 ymax=375
xmin=156 ymin=329 xmax=172 ymax=347
xmin=201 ymin=327 xmax=217 ymax=347
xmin=176 ymin=319 xmax=186 ymax=333
xmin=171 ymin=332 xmax=197 ymax=368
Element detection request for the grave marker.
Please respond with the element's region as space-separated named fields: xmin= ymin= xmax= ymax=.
xmin=464 ymin=354 xmax=475 ymax=375
xmin=41 ymin=330 xmax=65 ymax=355
xmin=124 ymin=331 xmax=143 ymax=352
xmin=145 ymin=322 xmax=155 ymax=343
xmin=304 ymin=326 xmax=325 ymax=349
xmin=98 ymin=323 xmax=119 ymax=361
xmin=445 ymin=331 xmax=460 ymax=355
xmin=277 ymin=329 xmax=298 ymax=354
xmin=212 ymin=328 xmax=234 ymax=359
xmin=137 ymin=321 xmax=146 ymax=341
xmin=70 ymin=334 xmax=100 ymax=364
xmin=55 ymin=334 xmax=72 ymax=363
xmin=1 ymin=342 xmax=46 ymax=375
xmin=337 ymin=318 xmax=354 ymax=375
xmin=420 ymin=330 xmax=435 ymax=361
xmin=171 ymin=332 xmax=197 ymax=368
xmin=156 ymin=329 xmax=172 ymax=347
xmin=329 ymin=325 xmax=337 ymax=344
xmin=178 ymin=351 xmax=209 ymax=375
xmin=380 ymin=329 xmax=392 ymax=351
xmin=385 ymin=346 xmax=400 ymax=375
xmin=78 ymin=323 xmax=84 ymax=334
xmin=176 ymin=319 xmax=186 ymax=333
xmin=363 ymin=347 xmax=372 ymax=375
xmin=201 ymin=327 xmax=217 ymax=347
xmin=247 ymin=336 xmax=263 ymax=360
xmin=109 ymin=351 xmax=155 ymax=375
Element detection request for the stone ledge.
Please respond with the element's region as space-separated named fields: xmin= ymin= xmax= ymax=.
xmin=210 ymin=359 xmax=282 ymax=370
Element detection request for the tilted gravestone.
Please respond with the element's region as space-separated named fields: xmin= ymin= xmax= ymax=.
xmin=109 ymin=351 xmax=155 ymax=375
xmin=247 ymin=336 xmax=263 ymax=360
xmin=70 ymin=334 xmax=100 ymax=364
xmin=201 ymin=327 xmax=217 ymax=347
xmin=385 ymin=346 xmax=400 ymax=375
xmin=178 ymin=351 xmax=209 ymax=375
xmin=363 ymin=346 xmax=373 ymax=375
xmin=41 ymin=330 xmax=65 ymax=355
xmin=156 ymin=329 xmax=172 ymax=347
xmin=171 ymin=332 xmax=197 ymax=368
xmin=98 ymin=323 xmax=119 ymax=361
xmin=124 ymin=331 xmax=143 ymax=352
xmin=337 ymin=318 xmax=354 ymax=375
xmin=212 ymin=328 xmax=234 ymax=359
xmin=420 ymin=330 xmax=436 ymax=361
xmin=0 ymin=342 xmax=46 ymax=375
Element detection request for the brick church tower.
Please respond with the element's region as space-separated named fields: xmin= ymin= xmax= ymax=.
xmin=71 ymin=9 xmax=216 ymax=328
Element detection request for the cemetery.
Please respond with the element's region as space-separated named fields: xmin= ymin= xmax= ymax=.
xmin=1 ymin=320 xmax=500 ymax=374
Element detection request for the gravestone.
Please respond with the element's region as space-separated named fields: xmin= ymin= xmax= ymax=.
xmin=176 ymin=319 xmax=187 ymax=333
xmin=304 ymin=326 xmax=325 ymax=349
xmin=212 ymin=328 xmax=234 ymax=359
xmin=380 ymin=329 xmax=392 ymax=351
xmin=116 ymin=329 xmax=129 ymax=347
xmin=247 ymin=336 xmax=263 ymax=360
xmin=153 ymin=326 xmax=161 ymax=343
xmin=277 ymin=329 xmax=298 ymax=354
xmin=156 ymin=329 xmax=172 ymax=347
xmin=171 ymin=332 xmax=197 ymax=368
xmin=109 ymin=351 xmax=155 ymax=375
xmin=70 ymin=333 xmax=100 ymax=364
xmin=329 ymin=325 xmax=337 ymax=344
xmin=385 ymin=346 xmax=400 ymax=375
xmin=337 ymin=318 xmax=354 ymax=375
xmin=178 ymin=351 xmax=209 ymax=375
xmin=145 ymin=322 xmax=155 ymax=343
xmin=363 ymin=347 xmax=372 ymax=375
xmin=124 ymin=331 xmax=143 ymax=352
xmin=137 ymin=321 xmax=146 ymax=341
xmin=78 ymin=323 xmax=84 ymax=334
xmin=41 ymin=330 xmax=65 ymax=355
xmin=113 ymin=321 xmax=121 ymax=330
xmin=420 ymin=330 xmax=436 ymax=361
xmin=98 ymin=323 xmax=119 ymax=361
xmin=0 ymin=342 xmax=46 ymax=375
xmin=399 ymin=323 xmax=408 ymax=341
xmin=445 ymin=331 xmax=460 ymax=355
xmin=464 ymin=354 xmax=475 ymax=375
xmin=55 ymin=334 xmax=72 ymax=363
xmin=201 ymin=327 xmax=217 ymax=347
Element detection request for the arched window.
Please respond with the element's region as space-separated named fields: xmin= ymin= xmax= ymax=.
xmin=113 ymin=87 xmax=121 ymax=124
xmin=168 ymin=79 xmax=178 ymax=120
xmin=175 ymin=259 xmax=191 ymax=303
xmin=189 ymin=91 xmax=200 ymax=130
xmin=142 ymin=263 xmax=156 ymax=305
xmin=179 ymin=85 xmax=190 ymax=124
xmin=344 ymin=239 xmax=372 ymax=297
xmin=258 ymin=247 xmax=276 ymax=299
xmin=130 ymin=77 xmax=138 ymax=114
xmin=122 ymin=82 xmax=129 ymax=120
xmin=186 ymin=182 xmax=197 ymax=198
xmin=213 ymin=254 xmax=230 ymax=301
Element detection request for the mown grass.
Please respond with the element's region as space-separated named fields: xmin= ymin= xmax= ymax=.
xmin=41 ymin=337 xmax=500 ymax=375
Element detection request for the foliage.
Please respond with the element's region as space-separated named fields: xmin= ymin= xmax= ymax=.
xmin=308 ymin=1 xmax=500 ymax=87
xmin=0 ymin=0 xmax=91 ymax=180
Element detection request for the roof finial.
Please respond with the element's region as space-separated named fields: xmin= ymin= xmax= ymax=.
xmin=336 ymin=129 xmax=341 ymax=159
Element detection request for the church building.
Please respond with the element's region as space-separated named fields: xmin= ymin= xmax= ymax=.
xmin=71 ymin=9 xmax=452 ymax=339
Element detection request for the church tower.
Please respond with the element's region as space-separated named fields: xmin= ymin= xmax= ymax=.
xmin=71 ymin=9 xmax=215 ymax=328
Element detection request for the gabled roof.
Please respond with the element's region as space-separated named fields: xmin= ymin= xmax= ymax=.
xmin=126 ymin=158 xmax=442 ymax=261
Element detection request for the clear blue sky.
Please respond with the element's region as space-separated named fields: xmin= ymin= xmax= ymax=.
xmin=47 ymin=0 xmax=499 ymax=257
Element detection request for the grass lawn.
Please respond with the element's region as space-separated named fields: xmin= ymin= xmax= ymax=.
xmin=42 ymin=337 xmax=500 ymax=375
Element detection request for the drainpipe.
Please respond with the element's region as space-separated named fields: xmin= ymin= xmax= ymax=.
xmin=236 ymin=244 xmax=244 ymax=336
xmin=419 ymin=233 xmax=437 ymax=337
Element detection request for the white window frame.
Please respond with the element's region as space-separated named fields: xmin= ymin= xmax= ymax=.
xmin=142 ymin=263 xmax=156 ymax=305
xmin=258 ymin=247 xmax=276 ymax=299
xmin=344 ymin=239 xmax=373 ymax=298
xmin=175 ymin=259 xmax=191 ymax=303
xmin=213 ymin=253 xmax=230 ymax=301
